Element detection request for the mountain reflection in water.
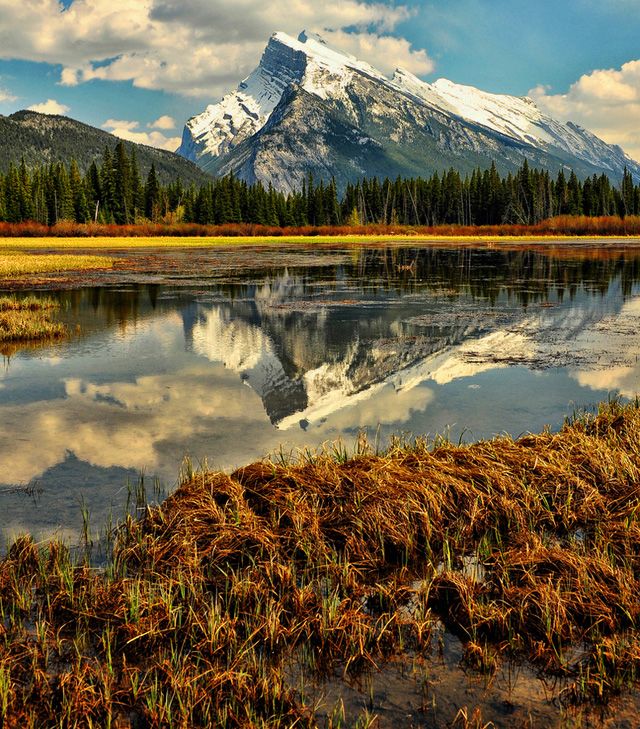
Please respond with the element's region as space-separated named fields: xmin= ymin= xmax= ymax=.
xmin=1 ymin=244 xmax=639 ymax=545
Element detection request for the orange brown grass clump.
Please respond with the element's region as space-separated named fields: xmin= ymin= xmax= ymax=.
xmin=2 ymin=400 xmax=640 ymax=726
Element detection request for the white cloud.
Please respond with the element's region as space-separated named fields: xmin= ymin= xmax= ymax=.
xmin=529 ymin=59 xmax=640 ymax=161
xmin=149 ymin=115 xmax=176 ymax=130
xmin=0 ymin=87 xmax=17 ymax=103
xmin=571 ymin=365 xmax=640 ymax=399
xmin=102 ymin=117 xmax=181 ymax=151
xmin=59 ymin=66 xmax=82 ymax=86
xmin=323 ymin=29 xmax=434 ymax=76
xmin=0 ymin=0 xmax=432 ymax=98
xmin=27 ymin=98 xmax=70 ymax=114
xmin=102 ymin=118 xmax=139 ymax=132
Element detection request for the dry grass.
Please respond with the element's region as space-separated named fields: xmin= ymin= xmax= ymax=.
xmin=2 ymin=400 xmax=640 ymax=726
xmin=1 ymin=235 xmax=640 ymax=252
xmin=0 ymin=295 xmax=66 ymax=346
xmin=0 ymin=252 xmax=115 ymax=277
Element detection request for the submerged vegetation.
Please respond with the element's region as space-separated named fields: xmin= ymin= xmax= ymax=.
xmin=0 ymin=295 xmax=66 ymax=347
xmin=2 ymin=400 xmax=640 ymax=726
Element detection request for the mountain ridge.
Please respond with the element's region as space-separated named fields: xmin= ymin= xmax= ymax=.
xmin=0 ymin=110 xmax=211 ymax=186
xmin=178 ymin=31 xmax=640 ymax=192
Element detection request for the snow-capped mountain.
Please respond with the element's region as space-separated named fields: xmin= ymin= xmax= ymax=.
xmin=390 ymin=73 xmax=635 ymax=179
xmin=178 ymin=31 xmax=640 ymax=192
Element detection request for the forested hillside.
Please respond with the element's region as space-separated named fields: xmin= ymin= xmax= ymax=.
xmin=0 ymin=143 xmax=638 ymax=227
xmin=0 ymin=111 xmax=210 ymax=187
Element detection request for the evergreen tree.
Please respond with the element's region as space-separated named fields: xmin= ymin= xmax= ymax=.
xmin=144 ymin=164 xmax=160 ymax=221
xmin=130 ymin=149 xmax=144 ymax=220
xmin=70 ymin=159 xmax=89 ymax=223
xmin=1 ymin=148 xmax=639 ymax=229
xmin=621 ymin=167 xmax=635 ymax=218
xmin=113 ymin=140 xmax=131 ymax=224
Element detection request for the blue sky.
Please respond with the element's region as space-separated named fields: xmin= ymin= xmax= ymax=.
xmin=401 ymin=0 xmax=640 ymax=92
xmin=0 ymin=0 xmax=638 ymax=157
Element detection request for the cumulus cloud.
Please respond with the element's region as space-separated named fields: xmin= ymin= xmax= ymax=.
xmin=0 ymin=87 xmax=17 ymax=103
xmin=102 ymin=118 xmax=181 ymax=151
xmin=322 ymin=29 xmax=434 ymax=76
xmin=0 ymin=0 xmax=432 ymax=97
xmin=529 ymin=59 xmax=640 ymax=161
xmin=27 ymin=98 xmax=70 ymax=114
xmin=570 ymin=365 xmax=640 ymax=399
xmin=149 ymin=115 xmax=176 ymax=130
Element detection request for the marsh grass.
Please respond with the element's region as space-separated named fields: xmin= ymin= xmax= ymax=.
xmin=0 ymin=295 xmax=66 ymax=346
xmin=1 ymin=232 xmax=640 ymax=252
xmin=0 ymin=252 xmax=114 ymax=277
xmin=2 ymin=400 xmax=640 ymax=726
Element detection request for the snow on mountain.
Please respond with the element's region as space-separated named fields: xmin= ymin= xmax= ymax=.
xmin=178 ymin=35 xmax=301 ymax=165
xmin=179 ymin=30 xmax=383 ymax=170
xmin=391 ymin=71 xmax=555 ymax=146
xmin=178 ymin=30 xmax=640 ymax=187
xmin=392 ymin=72 xmax=637 ymax=176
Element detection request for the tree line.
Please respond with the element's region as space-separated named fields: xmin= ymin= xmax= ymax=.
xmin=0 ymin=141 xmax=639 ymax=227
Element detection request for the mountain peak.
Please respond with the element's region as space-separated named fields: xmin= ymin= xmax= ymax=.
xmin=178 ymin=29 xmax=640 ymax=188
xmin=297 ymin=30 xmax=327 ymax=46
xmin=267 ymin=29 xmax=381 ymax=78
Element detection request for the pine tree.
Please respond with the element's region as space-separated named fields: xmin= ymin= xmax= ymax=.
xmin=53 ymin=162 xmax=74 ymax=221
xmin=113 ymin=141 xmax=131 ymax=224
xmin=555 ymin=170 xmax=569 ymax=215
xmin=129 ymin=149 xmax=144 ymax=221
xmin=100 ymin=147 xmax=117 ymax=222
xmin=85 ymin=161 xmax=102 ymax=222
xmin=18 ymin=158 xmax=34 ymax=221
xmin=144 ymin=164 xmax=160 ymax=221
xmin=4 ymin=163 xmax=23 ymax=223
xmin=347 ymin=207 xmax=361 ymax=226
xmin=567 ymin=171 xmax=583 ymax=216
xmin=69 ymin=159 xmax=89 ymax=222
xmin=621 ymin=167 xmax=635 ymax=218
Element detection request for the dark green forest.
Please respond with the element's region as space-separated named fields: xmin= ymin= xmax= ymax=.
xmin=0 ymin=141 xmax=639 ymax=227
xmin=0 ymin=111 xmax=209 ymax=187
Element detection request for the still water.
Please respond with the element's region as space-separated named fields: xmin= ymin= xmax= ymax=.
xmin=1 ymin=243 xmax=639 ymax=545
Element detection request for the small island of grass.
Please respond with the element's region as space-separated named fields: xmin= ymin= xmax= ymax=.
xmin=0 ymin=295 xmax=66 ymax=347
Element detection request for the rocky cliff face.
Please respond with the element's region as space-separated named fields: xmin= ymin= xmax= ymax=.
xmin=178 ymin=31 xmax=640 ymax=192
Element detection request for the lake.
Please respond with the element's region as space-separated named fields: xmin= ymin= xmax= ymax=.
xmin=1 ymin=241 xmax=639 ymax=546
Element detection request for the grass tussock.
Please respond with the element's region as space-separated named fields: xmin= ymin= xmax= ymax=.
xmin=0 ymin=252 xmax=115 ymax=277
xmin=2 ymin=401 xmax=640 ymax=726
xmin=0 ymin=295 xmax=66 ymax=346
